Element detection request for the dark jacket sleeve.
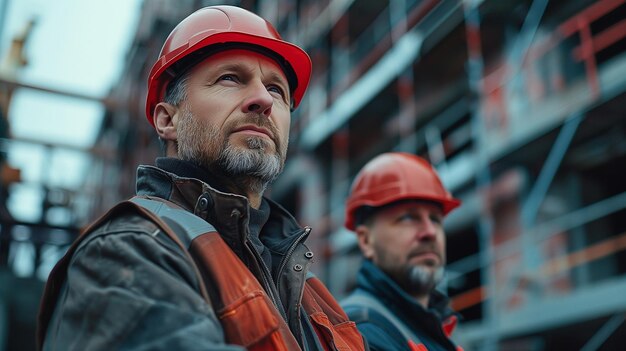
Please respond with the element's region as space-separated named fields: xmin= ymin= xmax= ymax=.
xmin=354 ymin=322 xmax=408 ymax=351
xmin=43 ymin=219 xmax=244 ymax=351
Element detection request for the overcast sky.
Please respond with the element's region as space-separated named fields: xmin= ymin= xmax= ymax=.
xmin=1 ymin=0 xmax=142 ymax=222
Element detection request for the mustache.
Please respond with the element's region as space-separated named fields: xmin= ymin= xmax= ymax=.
xmin=407 ymin=245 xmax=442 ymax=261
xmin=228 ymin=115 xmax=280 ymax=145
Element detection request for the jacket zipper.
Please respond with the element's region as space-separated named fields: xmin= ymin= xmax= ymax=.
xmin=229 ymin=208 xmax=287 ymax=320
xmin=236 ymin=210 xmax=313 ymax=340
xmin=244 ymin=240 xmax=288 ymax=320
xmin=277 ymin=226 xmax=311 ymax=279
xmin=276 ymin=226 xmax=312 ymax=344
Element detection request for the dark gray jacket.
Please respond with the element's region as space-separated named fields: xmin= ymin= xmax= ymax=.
xmin=342 ymin=260 xmax=459 ymax=351
xmin=41 ymin=160 xmax=323 ymax=350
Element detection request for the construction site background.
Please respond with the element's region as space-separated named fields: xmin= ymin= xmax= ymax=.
xmin=1 ymin=0 xmax=625 ymax=350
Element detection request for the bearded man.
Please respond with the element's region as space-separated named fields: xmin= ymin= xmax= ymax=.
xmin=341 ymin=152 xmax=463 ymax=351
xmin=37 ymin=6 xmax=365 ymax=351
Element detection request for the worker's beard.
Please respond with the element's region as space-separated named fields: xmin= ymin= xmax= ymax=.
xmin=218 ymin=136 xmax=284 ymax=192
xmin=405 ymin=265 xmax=445 ymax=298
xmin=176 ymin=108 xmax=286 ymax=193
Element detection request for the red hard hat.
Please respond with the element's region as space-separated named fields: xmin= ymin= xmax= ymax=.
xmin=145 ymin=5 xmax=312 ymax=127
xmin=344 ymin=152 xmax=461 ymax=230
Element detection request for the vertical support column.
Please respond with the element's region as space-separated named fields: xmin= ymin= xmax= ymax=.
xmin=463 ymin=1 xmax=498 ymax=350
xmin=564 ymin=175 xmax=590 ymax=287
xmin=330 ymin=127 xmax=350 ymax=227
xmin=330 ymin=12 xmax=349 ymax=89
xmin=426 ymin=125 xmax=448 ymax=172
xmin=0 ymin=0 xmax=10 ymax=43
xmin=397 ymin=65 xmax=417 ymax=151
xmin=327 ymin=126 xmax=350 ymax=291
xmin=389 ymin=0 xmax=408 ymax=43
xmin=577 ymin=18 xmax=600 ymax=99
xmin=0 ymin=294 xmax=6 ymax=351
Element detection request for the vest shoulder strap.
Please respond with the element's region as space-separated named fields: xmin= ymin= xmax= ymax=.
xmin=129 ymin=196 xmax=216 ymax=248
xmin=342 ymin=292 xmax=422 ymax=346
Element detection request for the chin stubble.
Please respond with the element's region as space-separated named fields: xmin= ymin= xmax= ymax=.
xmin=407 ymin=265 xmax=445 ymax=296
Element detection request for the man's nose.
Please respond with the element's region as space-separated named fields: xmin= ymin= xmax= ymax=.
xmin=242 ymin=82 xmax=273 ymax=117
xmin=416 ymin=218 xmax=437 ymax=241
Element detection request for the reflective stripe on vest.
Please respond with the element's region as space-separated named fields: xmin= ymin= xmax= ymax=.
xmin=130 ymin=196 xmax=211 ymax=247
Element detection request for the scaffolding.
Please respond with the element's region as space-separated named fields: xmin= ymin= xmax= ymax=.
xmin=1 ymin=0 xmax=626 ymax=350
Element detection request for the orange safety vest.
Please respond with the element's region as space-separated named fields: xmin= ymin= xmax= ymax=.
xmin=38 ymin=198 xmax=365 ymax=351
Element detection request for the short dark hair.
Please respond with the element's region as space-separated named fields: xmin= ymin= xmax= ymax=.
xmin=164 ymin=71 xmax=191 ymax=106
xmin=353 ymin=199 xmax=444 ymax=228
xmin=156 ymin=71 xmax=192 ymax=155
xmin=353 ymin=206 xmax=378 ymax=228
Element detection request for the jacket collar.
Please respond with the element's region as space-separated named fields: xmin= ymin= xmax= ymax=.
xmin=135 ymin=161 xmax=306 ymax=258
xmin=356 ymin=259 xmax=458 ymax=328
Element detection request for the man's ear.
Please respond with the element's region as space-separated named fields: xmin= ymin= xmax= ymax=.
xmin=355 ymin=225 xmax=375 ymax=260
xmin=153 ymin=102 xmax=179 ymax=142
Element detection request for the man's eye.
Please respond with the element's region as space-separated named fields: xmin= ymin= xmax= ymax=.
xmin=267 ymin=85 xmax=285 ymax=97
xmin=430 ymin=215 xmax=443 ymax=225
xmin=218 ymin=74 xmax=237 ymax=82
xmin=398 ymin=213 xmax=415 ymax=222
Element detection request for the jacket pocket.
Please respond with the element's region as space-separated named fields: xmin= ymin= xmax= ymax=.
xmin=218 ymin=290 xmax=281 ymax=348
xmin=309 ymin=312 xmax=363 ymax=351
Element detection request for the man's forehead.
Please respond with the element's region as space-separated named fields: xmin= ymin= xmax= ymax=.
xmin=380 ymin=200 xmax=444 ymax=215
xmin=197 ymin=49 xmax=288 ymax=79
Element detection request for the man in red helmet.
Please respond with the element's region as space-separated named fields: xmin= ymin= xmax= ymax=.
xmin=341 ymin=152 xmax=462 ymax=351
xmin=38 ymin=6 xmax=364 ymax=351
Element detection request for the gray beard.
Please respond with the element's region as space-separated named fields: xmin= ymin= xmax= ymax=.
xmin=218 ymin=136 xmax=283 ymax=193
xmin=176 ymin=108 xmax=285 ymax=194
xmin=406 ymin=265 xmax=445 ymax=297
